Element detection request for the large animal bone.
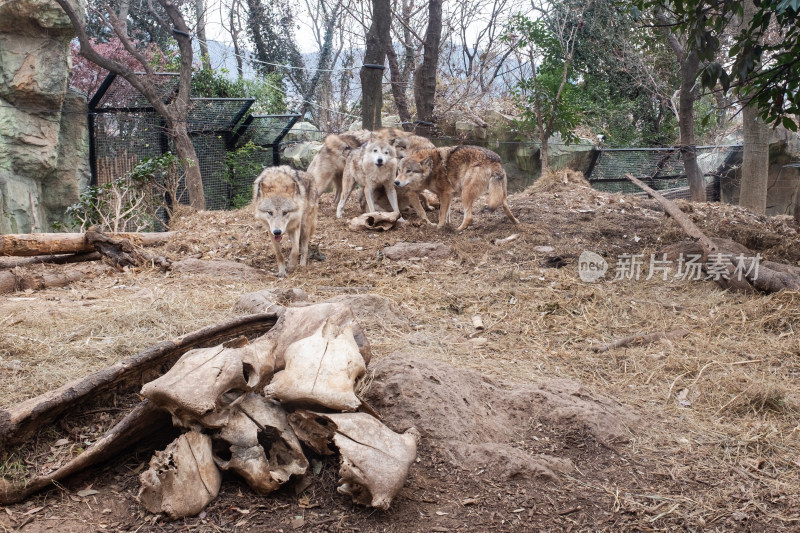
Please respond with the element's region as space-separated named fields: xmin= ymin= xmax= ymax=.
xmin=137 ymin=431 xmax=222 ymax=519
xmin=265 ymin=321 xmax=366 ymax=411
xmin=212 ymin=394 xmax=308 ymax=494
xmin=289 ymin=411 xmax=419 ymax=510
xmin=141 ymin=336 xmax=278 ymax=429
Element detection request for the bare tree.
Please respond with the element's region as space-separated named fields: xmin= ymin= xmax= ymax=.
xmin=738 ymin=0 xmax=771 ymax=213
xmin=56 ymin=0 xmax=207 ymax=209
xmin=360 ymin=0 xmax=392 ymax=130
xmin=655 ymin=8 xmax=707 ymax=202
xmin=413 ymin=0 xmax=443 ymax=136
xmin=194 ymin=0 xmax=211 ymax=71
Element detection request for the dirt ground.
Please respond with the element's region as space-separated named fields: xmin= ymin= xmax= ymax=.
xmin=2 ymin=173 xmax=800 ymax=532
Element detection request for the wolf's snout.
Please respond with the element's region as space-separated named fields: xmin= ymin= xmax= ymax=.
xmin=394 ymin=180 xmax=401 ymax=186
xmin=376 ymin=159 xmax=384 ymax=166
xmin=272 ymin=229 xmax=282 ymax=236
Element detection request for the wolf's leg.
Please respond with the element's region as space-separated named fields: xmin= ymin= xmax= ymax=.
xmin=437 ymin=191 xmax=452 ymax=228
xmin=456 ymin=185 xmax=477 ymax=232
xmin=299 ymin=212 xmax=315 ymax=267
xmin=288 ymin=228 xmax=301 ymax=272
xmin=364 ymin=185 xmax=379 ymax=213
xmin=336 ymin=172 xmax=356 ymax=218
xmin=332 ymin=174 xmax=342 ymax=204
xmin=409 ymin=191 xmax=433 ymax=225
xmin=269 ymin=233 xmax=287 ymax=277
xmin=384 ymin=184 xmax=401 ymax=214
xmin=502 ymin=201 xmax=520 ymax=225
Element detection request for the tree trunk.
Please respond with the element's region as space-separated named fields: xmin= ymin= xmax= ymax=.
xmin=678 ymin=51 xmax=706 ymax=202
xmin=194 ymin=0 xmax=211 ymax=70
xmin=169 ymin=120 xmax=206 ymax=209
xmin=386 ymin=44 xmax=411 ymax=127
xmin=413 ymin=0 xmax=443 ymax=137
xmin=740 ymin=102 xmax=771 ymax=213
xmin=360 ymin=0 xmax=391 ymax=130
xmin=540 ymin=135 xmax=550 ymax=171
xmin=738 ymin=0 xmax=770 ymax=214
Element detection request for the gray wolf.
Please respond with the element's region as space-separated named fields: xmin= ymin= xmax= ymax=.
xmin=336 ymin=138 xmax=399 ymax=218
xmin=253 ymin=166 xmax=319 ymax=277
xmin=394 ymin=145 xmax=519 ymax=231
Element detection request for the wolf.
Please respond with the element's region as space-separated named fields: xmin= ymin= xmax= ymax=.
xmin=307 ymin=132 xmax=365 ymax=205
xmin=394 ymin=145 xmax=519 ymax=231
xmin=307 ymin=129 xmax=434 ymax=205
xmin=336 ymin=138 xmax=399 ymax=218
xmin=253 ymin=166 xmax=319 ymax=277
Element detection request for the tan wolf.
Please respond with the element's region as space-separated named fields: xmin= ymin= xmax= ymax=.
xmin=336 ymin=138 xmax=399 ymax=218
xmin=253 ymin=166 xmax=319 ymax=277
xmin=394 ymin=145 xmax=519 ymax=231
xmin=307 ymin=132 xmax=365 ymax=205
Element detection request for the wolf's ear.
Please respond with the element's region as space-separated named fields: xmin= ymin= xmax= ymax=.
xmin=421 ymin=157 xmax=433 ymax=171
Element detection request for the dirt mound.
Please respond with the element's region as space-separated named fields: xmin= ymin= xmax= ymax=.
xmin=526 ymin=168 xmax=591 ymax=193
xmin=364 ymin=354 xmax=637 ymax=479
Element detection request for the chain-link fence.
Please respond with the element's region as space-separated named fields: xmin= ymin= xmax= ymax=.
xmin=585 ymin=145 xmax=743 ymax=200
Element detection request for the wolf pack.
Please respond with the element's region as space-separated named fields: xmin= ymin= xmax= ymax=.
xmin=253 ymin=127 xmax=519 ymax=277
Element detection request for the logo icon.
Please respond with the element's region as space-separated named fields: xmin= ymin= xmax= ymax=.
xmin=578 ymin=250 xmax=608 ymax=282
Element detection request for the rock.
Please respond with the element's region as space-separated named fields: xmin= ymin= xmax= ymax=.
xmin=383 ymin=242 xmax=451 ymax=260
xmin=283 ymin=121 xmax=322 ymax=143
xmin=234 ymin=288 xmax=310 ymax=314
xmin=171 ymin=258 xmax=266 ymax=278
xmin=281 ymin=141 xmax=322 ymax=170
xmin=347 ymin=115 xmax=402 ymax=131
xmin=0 ymin=0 xmax=89 ymax=233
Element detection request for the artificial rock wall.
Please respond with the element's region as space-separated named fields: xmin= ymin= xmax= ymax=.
xmin=0 ymin=0 xmax=89 ymax=233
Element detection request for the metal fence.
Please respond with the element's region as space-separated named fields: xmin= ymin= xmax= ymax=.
xmin=585 ymin=145 xmax=743 ymax=200
xmin=88 ymin=72 xmax=299 ymax=212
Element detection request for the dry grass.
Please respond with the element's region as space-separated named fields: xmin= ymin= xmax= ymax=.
xmin=2 ymin=168 xmax=800 ymax=529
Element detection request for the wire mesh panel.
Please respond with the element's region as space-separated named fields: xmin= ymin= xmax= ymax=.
xmin=93 ymin=112 xmax=164 ymax=185
xmin=587 ymin=145 xmax=742 ymax=200
xmin=186 ymin=98 xmax=254 ymax=133
xmin=92 ymin=73 xmax=179 ymax=110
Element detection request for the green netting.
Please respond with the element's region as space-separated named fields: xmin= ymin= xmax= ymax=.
xmin=587 ymin=145 xmax=742 ymax=200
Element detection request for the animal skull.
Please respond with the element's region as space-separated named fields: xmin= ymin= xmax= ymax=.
xmin=137 ymin=431 xmax=222 ymax=519
xmin=265 ymin=320 xmax=366 ymax=411
xmin=212 ymin=393 xmax=308 ymax=494
xmin=289 ymin=411 xmax=419 ymax=510
xmin=141 ymin=336 xmax=278 ymax=430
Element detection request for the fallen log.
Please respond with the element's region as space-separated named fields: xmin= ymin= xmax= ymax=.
xmin=592 ymin=328 xmax=689 ymax=353
xmin=0 ymin=312 xmax=280 ymax=449
xmin=0 ymin=263 xmax=113 ymax=294
xmin=86 ymin=227 xmax=171 ymax=270
xmin=0 ymin=400 xmax=173 ymax=505
xmin=0 ymin=252 xmax=101 ymax=269
xmin=0 ymin=231 xmax=175 ymax=257
xmin=625 ymin=173 xmax=800 ymax=293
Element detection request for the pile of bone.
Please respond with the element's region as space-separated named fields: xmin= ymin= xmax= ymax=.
xmin=135 ymin=303 xmax=419 ymax=519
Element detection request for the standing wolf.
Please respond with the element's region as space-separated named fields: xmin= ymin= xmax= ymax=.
xmin=394 ymin=145 xmax=519 ymax=231
xmin=336 ymin=138 xmax=399 ymax=218
xmin=253 ymin=166 xmax=319 ymax=277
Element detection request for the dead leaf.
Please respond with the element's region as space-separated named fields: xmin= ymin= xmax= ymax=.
xmin=291 ymin=516 xmax=305 ymax=529
xmin=77 ymin=489 xmax=100 ymax=497
xmin=23 ymin=506 xmax=45 ymax=515
xmin=53 ymin=438 xmax=71 ymax=447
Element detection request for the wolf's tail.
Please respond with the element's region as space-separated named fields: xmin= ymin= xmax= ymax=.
xmin=487 ymin=168 xmax=508 ymax=210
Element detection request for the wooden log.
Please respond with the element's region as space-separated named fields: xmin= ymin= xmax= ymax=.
xmin=0 ymin=312 xmax=280 ymax=448
xmin=624 ymin=173 xmax=718 ymax=257
xmin=0 ymin=263 xmax=113 ymax=294
xmin=86 ymin=227 xmax=171 ymax=270
xmin=0 ymin=231 xmax=175 ymax=257
xmin=0 ymin=400 xmax=173 ymax=505
xmin=0 ymin=252 xmax=102 ymax=270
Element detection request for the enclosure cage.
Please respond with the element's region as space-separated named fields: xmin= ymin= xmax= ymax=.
xmin=87 ymin=72 xmax=300 ymax=212
xmin=585 ymin=145 xmax=743 ymax=201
